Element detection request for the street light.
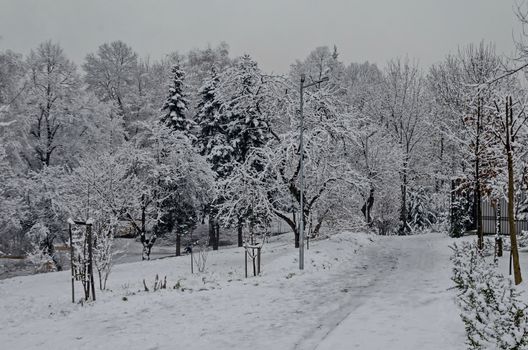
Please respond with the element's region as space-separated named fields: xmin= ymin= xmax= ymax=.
xmin=299 ymin=74 xmax=329 ymax=270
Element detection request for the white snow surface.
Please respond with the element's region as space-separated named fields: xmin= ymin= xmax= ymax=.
xmin=0 ymin=232 xmax=465 ymax=350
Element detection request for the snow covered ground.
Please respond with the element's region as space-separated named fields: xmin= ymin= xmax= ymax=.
xmin=0 ymin=232 xmax=467 ymax=349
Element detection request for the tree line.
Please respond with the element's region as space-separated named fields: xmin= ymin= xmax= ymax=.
xmin=1 ymin=12 xmax=528 ymax=281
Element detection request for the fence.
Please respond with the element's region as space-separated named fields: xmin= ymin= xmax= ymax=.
xmin=481 ymin=195 xmax=528 ymax=235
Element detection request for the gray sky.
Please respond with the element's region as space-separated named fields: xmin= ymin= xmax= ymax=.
xmin=0 ymin=0 xmax=522 ymax=73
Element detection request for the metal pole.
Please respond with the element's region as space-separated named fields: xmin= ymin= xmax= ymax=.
xmin=299 ymin=74 xmax=305 ymax=270
xmin=297 ymin=75 xmax=327 ymax=271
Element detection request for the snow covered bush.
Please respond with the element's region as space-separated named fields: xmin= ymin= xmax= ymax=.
xmin=25 ymin=222 xmax=57 ymax=272
xmin=406 ymin=187 xmax=438 ymax=232
xmin=93 ymin=222 xmax=115 ymax=291
xmin=450 ymin=194 xmax=473 ymax=238
xmin=450 ymin=241 xmax=528 ymax=349
xmin=518 ymin=231 xmax=528 ymax=248
xmin=192 ymin=243 xmax=208 ymax=273
xmin=499 ymin=232 xmax=528 ymax=252
xmin=372 ymin=186 xmax=400 ymax=235
xmin=143 ymin=274 xmax=167 ymax=292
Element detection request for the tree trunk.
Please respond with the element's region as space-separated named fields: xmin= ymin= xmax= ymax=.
xmin=87 ymin=224 xmax=96 ymax=301
xmin=361 ymin=186 xmax=375 ymax=226
xmin=475 ymin=99 xmax=484 ymax=250
xmin=175 ymin=232 xmax=181 ymax=257
xmin=435 ymin=136 xmax=445 ymax=192
xmin=271 ymin=209 xmax=299 ymax=248
xmin=399 ymin=158 xmax=408 ymax=235
xmin=476 ymin=181 xmax=483 ymax=249
xmin=237 ymin=222 xmax=243 ymax=247
xmin=208 ymin=215 xmax=215 ymax=247
xmin=213 ymin=221 xmax=219 ymax=251
xmin=294 ymin=229 xmax=300 ymax=248
xmin=506 ymin=96 xmax=522 ymax=285
xmin=98 ymin=271 xmax=103 ymax=291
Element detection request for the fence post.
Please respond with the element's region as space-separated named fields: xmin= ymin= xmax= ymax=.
xmin=69 ymin=223 xmax=75 ymax=303
xmin=257 ymin=247 xmax=261 ymax=275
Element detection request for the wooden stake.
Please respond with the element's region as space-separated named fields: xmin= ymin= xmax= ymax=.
xmin=69 ymin=224 xmax=75 ymax=303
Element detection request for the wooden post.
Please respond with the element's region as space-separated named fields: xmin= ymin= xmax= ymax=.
xmin=252 ymin=247 xmax=256 ymax=277
xmin=245 ymin=249 xmax=248 ymax=278
xmin=257 ymin=247 xmax=261 ymax=275
xmin=496 ymin=202 xmax=503 ymax=257
xmin=69 ymin=224 xmax=75 ymax=303
xmin=190 ymin=230 xmax=193 ymax=274
xmin=87 ymin=224 xmax=96 ymax=301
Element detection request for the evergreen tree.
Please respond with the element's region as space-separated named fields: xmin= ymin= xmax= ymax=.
xmin=160 ymin=65 xmax=193 ymax=133
xmin=196 ymin=68 xmax=233 ymax=178
xmin=223 ymin=54 xmax=270 ymax=165
xmin=211 ymin=54 xmax=272 ymax=247
xmin=196 ymin=55 xmax=271 ymax=178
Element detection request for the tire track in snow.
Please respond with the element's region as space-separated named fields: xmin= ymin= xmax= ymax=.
xmin=293 ymin=240 xmax=401 ymax=350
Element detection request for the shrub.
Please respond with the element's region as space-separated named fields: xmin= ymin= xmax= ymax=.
xmin=450 ymin=241 xmax=528 ymax=349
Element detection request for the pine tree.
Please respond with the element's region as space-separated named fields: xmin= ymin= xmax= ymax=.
xmin=219 ymin=54 xmax=272 ymax=247
xmin=224 ymin=54 xmax=270 ymax=165
xmin=196 ymin=56 xmax=270 ymax=177
xmin=160 ymin=65 xmax=193 ymax=133
xmin=197 ymin=55 xmax=271 ymax=248
xmin=196 ymin=68 xmax=233 ymax=178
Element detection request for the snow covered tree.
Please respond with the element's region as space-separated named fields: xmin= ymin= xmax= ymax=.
xmin=241 ymin=75 xmax=366 ymax=247
xmin=55 ymin=148 xmax=141 ymax=283
xmin=0 ymin=142 xmax=26 ymax=254
xmin=185 ymin=42 xmax=232 ymax=115
xmin=488 ymin=93 xmax=528 ymax=285
xmin=160 ymin=65 xmax=194 ymax=133
xmin=23 ymin=41 xmax=81 ymax=170
xmin=83 ymin=41 xmax=138 ymax=126
xmin=215 ymin=150 xmax=275 ymax=235
xmin=203 ymin=54 xmax=273 ymax=247
xmin=130 ymin=123 xmax=214 ymax=259
xmin=219 ymin=54 xmax=271 ymax=165
xmin=0 ymin=49 xmax=25 ymax=107
xmin=290 ymin=46 xmax=346 ymax=91
xmin=196 ymin=67 xmax=232 ymax=176
xmin=347 ymin=111 xmax=404 ymax=235
xmin=426 ymin=42 xmax=505 ymax=243
xmin=23 ymin=165 xmax=69 ymax=269
xmin=378 ymin=58 xmax=432 ymax=234
xmin=25 ymin=222 xmax=56 ymax=271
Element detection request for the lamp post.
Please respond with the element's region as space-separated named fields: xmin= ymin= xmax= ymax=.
xmin=299 ymin=74 xmax=329 ymax=270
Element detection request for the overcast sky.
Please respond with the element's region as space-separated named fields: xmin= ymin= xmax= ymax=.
xmin=0 ymin=0 xmax=522 ymax=73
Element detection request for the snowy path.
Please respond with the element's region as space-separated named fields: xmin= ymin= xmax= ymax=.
xmin=313 ymin=234 xmax=464 ymax=350
xmin=0 ymin=233 xmax=464 ymax=350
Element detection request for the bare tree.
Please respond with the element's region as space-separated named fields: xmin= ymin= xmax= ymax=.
xmin=490 ymin=94 xmax=528 ymax=285
xmin=83 ymin=41 xmax=138 ymax=126
xmin=25 ymin=41 xmax=80 ymax=169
